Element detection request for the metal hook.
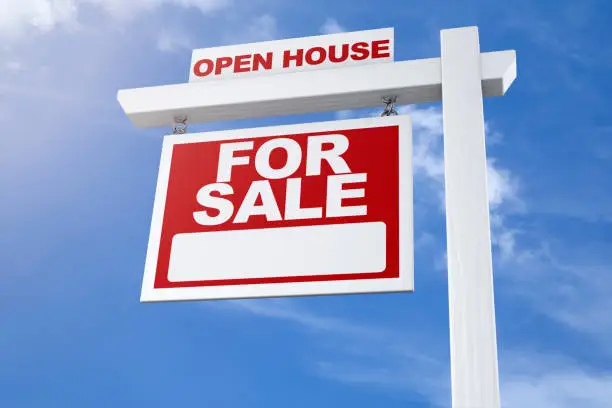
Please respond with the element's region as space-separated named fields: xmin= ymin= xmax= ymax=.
xmin=173 ymin=115 xmax=188 ymax=134
xmin=380 ymin=96 xmax=398 ymax=116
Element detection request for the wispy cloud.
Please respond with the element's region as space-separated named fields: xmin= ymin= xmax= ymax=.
xmin=499 ymin=2 xmax=599 ymax=64
xmin=241 ymin=13 xmax=278 ymax=42
xmin=0 ymin=0 xmax=231 ymax=43
xmin=319 ymin=17 xmax=345 ymax=35
xmin=399 ymin=105 xmax=523 ymax=213
xmin=0 ymin=0 xmax=78 ymax=41
xmin=221 ymin=13 xmax=278 ymax=44
xmin=500 ymin=350 xmax=612 ymax=408
xmin=499 ymin=241 xmax=612 ymax=347
xmin=219 ymin=298 xmax=612 ymax=408
xmin=220 ymin=299 xmax=450 ymax=406
xmin=157 ymin=28 xmax=193 ymax=53
xmin=4 ymin=60 xmax=23 ymax=72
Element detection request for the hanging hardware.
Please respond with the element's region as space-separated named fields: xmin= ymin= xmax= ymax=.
xmin=173 ymin=115 xmax=188 ymax=134
xmin=380 ymin=96 xmax=399 ymax=116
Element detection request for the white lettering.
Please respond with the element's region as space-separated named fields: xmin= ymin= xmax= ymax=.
xmin=217 ymin=141 xmax=253 ymax=182
xmin=255 ymin=138 xmax=302 ymax=179
xmin=306 ymin=134 xmax=351 ymax=176
xmin=234 ymin=180 xmax=282 ymax=223
xmin=284 ymin=178 xmax=323 ymax=220
xmin=193 ymin=183 xmax=234 ymax=225
xmin=326 ymin=173 xmax=367 ymax=217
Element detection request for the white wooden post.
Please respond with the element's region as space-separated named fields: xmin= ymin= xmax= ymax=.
xmin=440 ymin=27 xmax=501 ymax=407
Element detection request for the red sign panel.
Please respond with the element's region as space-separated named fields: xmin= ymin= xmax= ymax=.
xmin=141 ymin=116 xmax=413 ymax=302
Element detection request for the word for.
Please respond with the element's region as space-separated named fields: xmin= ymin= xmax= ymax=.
xmin=192 ymin=39 xmax=391 ymax=78
xmin=193 ymin=134 xmax=367 ymax=225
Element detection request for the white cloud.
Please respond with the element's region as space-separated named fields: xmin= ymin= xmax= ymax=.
xmin=335 ymin=110 xmax=354 ymax=120
xmin=503 ymin=244 xmax=612 ymax=346
xmin=0 ymin=0 xmax=78 ymax=40
xmin=490 ymin=213 xmax=520 ymax=261
xmin=227 ymin=299 xmax=356 ymax=333
xmin=0 ymin=0 xmax=230 ymax=42
xmin=221 ymin=13 xmax=278 ymax=45
xmin=156 ymin=28 xmax=193 ymax=52
xmin=503 ymin=371 xmax=612 ymax=408
xmin=242 ymin=13 xmax=277 ymax=42
xmin=4 ymin=60 xmax=23 ymax=72
xmin=487 ymin=158 xmax=520 ymax=210
xmin=408 ymin=106 xmax=445 ymax=184
xmin=320 ymin=17 xmax=345 ymax=34
xmin=485 ymin=121 xmax=504 ymax=145
xmin=500 ymin=351 xmax=612 ymax=408
xmin=415 ymin=231 xmax=436 ymax=249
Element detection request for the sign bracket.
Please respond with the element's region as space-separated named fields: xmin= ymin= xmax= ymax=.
xmin=172 ymin=115 xmax=189 ymax=134
xmin=380 ymin=96 xmax=399 ymax=116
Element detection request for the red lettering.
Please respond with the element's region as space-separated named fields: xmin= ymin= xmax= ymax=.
xmin=329 ymin=44 xmax=349 ymax=63
xmin=350 ymin=42 xmax=370 ymax=61
xmin=193 ymin=59 xmax=214 ymax=77
xmin=253 ymin=52 xmax=273 ymax=71
xmin=194 ymin=38 xmax=391 ymax=79
xmin=283 ymin=49 xmax=304 ymax=68
xmin=371 ymin=39 xmax=391 ymax=59
xmin=234 ymin=54 xmax=251 ymax=73
xmin=215 ymin=56 xmax=233 ymax=75
xmin=305 ymin=46 xmax=326 ymax=65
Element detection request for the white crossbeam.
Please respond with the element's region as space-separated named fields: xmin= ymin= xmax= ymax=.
xmin=117 ymin=50 xmax=515 ymax=128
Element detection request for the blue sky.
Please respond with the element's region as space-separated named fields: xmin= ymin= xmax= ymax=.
xmin=1 ymin=0 xmax=611 ymax=406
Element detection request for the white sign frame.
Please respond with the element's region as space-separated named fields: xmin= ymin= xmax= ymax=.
xmin=141 ymin=115 xmax=414 ymax=303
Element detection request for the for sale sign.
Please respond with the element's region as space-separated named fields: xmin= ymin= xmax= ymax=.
xmin=141 ymin=116 xmax=413 ymax=302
